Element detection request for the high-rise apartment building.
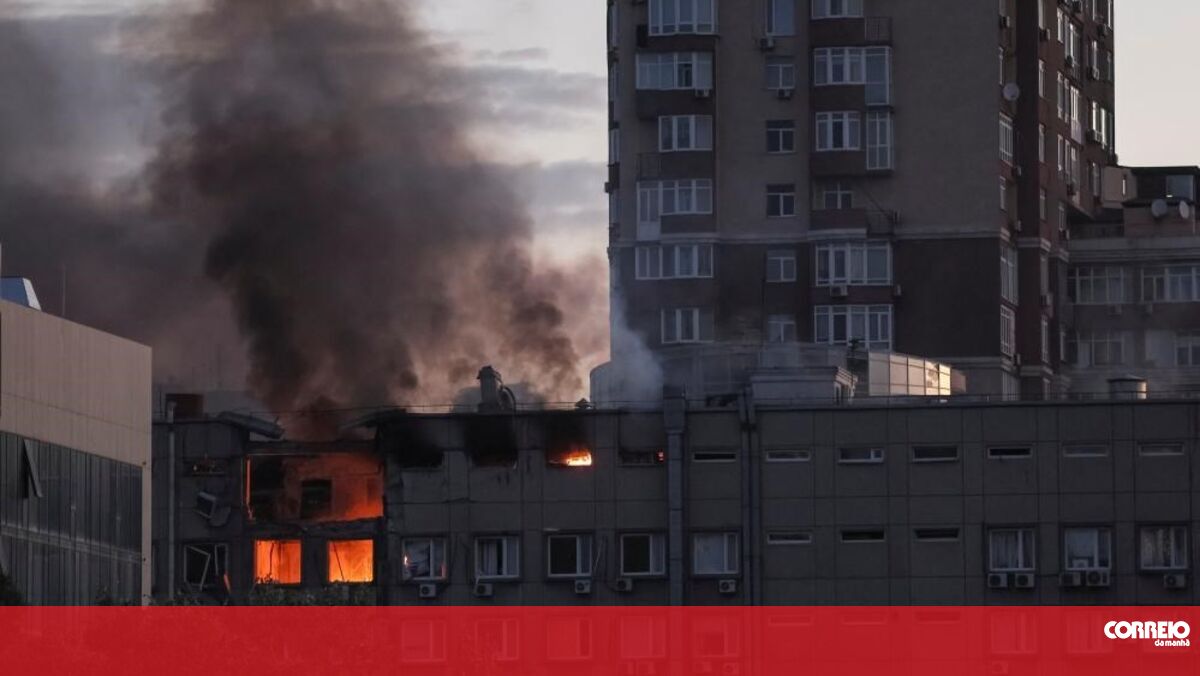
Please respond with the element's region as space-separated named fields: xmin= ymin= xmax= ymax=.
xmin=606 ymin=0 xmax=1117 ymax=398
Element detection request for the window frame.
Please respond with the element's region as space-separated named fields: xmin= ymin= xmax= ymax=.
xmin=988 ymin=528 xmax=1036 ymax=572
xmin=401 ymin=537 xmax=449 ymax=582
xmin=620 ymin=533 xmax=667 ymax=577
xmin=837 ymin=447 xmax=885 ymax=465
xmin=692 ymin=532 xmax=740 ymax=577
xmin=815 ymin=111 xmax=861 ymax=152
xmin=1062 ymin=527 xmax=1113 ymax=572
xmin=1138 ymin=525 xmax=1189 ymax=572
xmin=475 ymin=535 xmax=521 ymax=581
xmin=546 ymin=534 xmax=595 ymax=579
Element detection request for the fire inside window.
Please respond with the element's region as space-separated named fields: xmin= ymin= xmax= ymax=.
xmin=254 ymin=539 xmax=302 ymax=585
xmin=328 ymin=539 xmax=375 ymax=583
xmin=547 ymin=446 xmax=594 ymax=467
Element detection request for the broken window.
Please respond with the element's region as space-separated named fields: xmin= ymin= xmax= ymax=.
xmin=183 ymin=543 xmax=229 ymax=591
xmin=21 ymin=439 xmax=44 ymax=499
xmin=547 ymin=534 xmax=593 ymax=578
xmin=379 ymin=419 xmax=444 ymax=469
xmin=300 ymin=479 xmax=333 ymax=520
xmin=328 ymin=540 xmax=374 ymax=583
xmin=194 ymin=491 xmax=218 ymax=520
xmin=401 ymin=538 xmax=447 ymax=581
xmin=465 ymin=416 xmax=519 ymax=467
xmin=254 ymin=539 xmax=301 ymax=584
xmin=544 ymin=413 xmax=593 ymax=468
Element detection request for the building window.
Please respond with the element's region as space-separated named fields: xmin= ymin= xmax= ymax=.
xmin=547 ymin=534 xmax=594 ymax=578
xmin=999 ymin=178 xmax=1008 ymax=212
xmin=864 ymin=47 xmax=892 ymax=105
xmin=1039 ymin=188 xmax=1047 ymax=221
xmin=1064 ymin=528 xmax=1112 ymax=571
xmin=999 ymin=114 xmax=1014 ymax=164
xmin=813 ymin=47 xmax=864 ymax=86
xmin=1041 ymin=318 xmax=1050 ymax=363
xmin=659 ymin=115 xmax=713 ymax=152
xmin=693 ymin=533 xmax=739 ymax=576
xmin=766 ymin=0 xmax=795 ymax=36
xmin=841 ymin=529 xmax=886 ymax=543
xmin=635 ymin=52 xmax=714 ymax=90
xmin=765 ymin=449 xmax=811 ymax=463
xmin=1062 ymin=444 xmax=1109 ymax=458
xmin=1139 ymin=443 xmax=1184 ymax=457
xmin=911 ymin=446 xmax=959 ymax=463
xmin=476 ymin=536 xmax=521 ymax=580
xmin=1000 ymin=307 xmax=1016 ymax=356
xmin=402 ymin=538 xmax=448 ymax=582
xmin=1071 ymin=331 xmax=1127 ymax=367
xmin=866 ymin=111 xmax=893 ymax=170
xmin=661 ymin=307 xmax=715 ymax=344
xmin=183 ymin=543 xmax=228 ymax=591
xmin=838 ymin=447 xmax=885 ymax=464
xmin=328 ymin=540 xmax=375 ymax=584
xmin=1038 ymin=60 xmax=1046 ymax=98
xmin=1068 ymin=266 xmax=1126 ymax=305
xmin=1177 ymin=332 xmax=1200 ymax=367
xmin=254 ymin=539 xmax=302 ymax=585
xmin=766 ymin=250 xmax=797 ymax=283
xmin=1038 ymin=124 xmax=1046 ymax=163
xmin=766 ymin=315 xmax=797 ymax=344
xmin=914 ymin=528 xmax=961 ymax=542
xmin=814 ymin=181 xmax=854 ymax=210
xmin=649 ymin=0 xmax=717 ymax=36
xmin=1001 ymin=246 xmax=1018 ymax=304
xmin=620 ymin=534 xmax=666 ymax=577
xmin=1139 ymin=526 xmax=1188 ymax=571
xmin=767 ymin=184 xmax=797 ymax=217
xmin=1166 ymin=175 xmax=1197 ymax=201
xmin=815 ymin=241 xmax=891 ymax=286
xmin=766 ymin=57 xmax=796 ymax=90
xmin=988 ymin=446 xmax=1032 ymax=460
xmin=766 ymin=120 xmax=796 ymax=153
xmin=815 ymin=112 xmax=860 ymax=151
xmin=637 ymin=179 xmax=714 ymax=226
xmin=814 ymin=305 xmax=893 ymax=351
xmin=608 ymin=128 xmax=619 ymax=166
xmin=767 ymin=531 xmax=813 ymax=545
xmin=811 ymin=0 xmax=863 ymax=19
xmin=636 ymin=244 xmax=715 ymax=280
xmin=692 ymin=450 xmax=736 ymax=463
xmin=1143 ymin=265 xmax=1200 ymax=303
xmin=988 ymin=529 xmax=1035 ymax=572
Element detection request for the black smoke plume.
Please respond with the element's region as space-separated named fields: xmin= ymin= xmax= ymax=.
xmin=0 ymin=2 xmax=606 ymax=434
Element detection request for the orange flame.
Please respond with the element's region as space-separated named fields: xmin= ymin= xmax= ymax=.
xmin=254 ymin=539 xmax=301 ymax=584
xmin=328 ymin=540 xmax=374 ymax=583
xmin=557 ymin=448 xmax=593 ymax=467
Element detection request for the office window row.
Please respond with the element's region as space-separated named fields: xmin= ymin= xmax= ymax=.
xmin=401 ymin=533 xmax=731 ymax=582
xmin=988 ymin=526 xmax=1188 ymax=575
xmin=635 ymin=243 xmax=714 ymax=280
xmin=753 ymin=443 xmax=1189 ymax=465
xmin=1065 ymin=264 xmax=1200 ymax=304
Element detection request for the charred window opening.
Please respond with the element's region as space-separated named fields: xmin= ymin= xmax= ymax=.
xmin=379 ymin=419 xmax=444 ymax=469
xmin=300 ymin=479 xmax=333 ymax=520
xmin=328 ymin=540 xmax=374 ymax=584
xmin=619 ymin=448 xmax=666 ymax=466
xmin=184 ymin=543 xmax=229 ymax=592
xmin=187 ymin=459 xmax=229 ymax=476
xmin=544 ymin=413 xmax=593 ymax=468
xmin=247 ymin=452 xmax=383 ymax=523
xmin=254 ymin=539 xmax=301 ymax=585
xmin=194 ymin=491 xmax=218 ymax=519
xmin=464 ymin=416 xmax=519 ymax=468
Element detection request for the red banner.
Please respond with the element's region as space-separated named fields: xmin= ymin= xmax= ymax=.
xmin=1 ymin=607 xmax=1196 ymax=675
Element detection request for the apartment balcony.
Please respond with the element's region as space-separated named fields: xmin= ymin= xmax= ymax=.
xmin=810 ymin=16 xmax=891 ymax=47
xmin=635 ymin=24 xmax=718 ymax=52
xmin=635 ymin=89 xmax=715 ymax=121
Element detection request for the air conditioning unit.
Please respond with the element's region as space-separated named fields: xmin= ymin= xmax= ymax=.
xmin=615 ymin=577 xmax=635 ymax=593
xmin=1107 ymin=304 xmax=1122 ymax=317
xmin=991 ymin=662 xmax=1011 ymax=676
xmin=418 ymin=583 xmax=439 ymax=599
xmin=694 ymin=88 xmax=712 ymax=99
xmin=776 ymin=87 xmax=795 ymax=100
xmin=1013 ymin=573 xmax=1036 ymax=589
xmin=1064 ymin=55 xmax=1075 ymax=69
xmin=831 ymin=285 xmax=850 ymax=298
xmin=604 ymin=181 xmax=615 ymax=193
xmin=696 ymin=661 xmax=715 ymax=674
xmin=1039 ymin=27 xmax=1050 ymax=41
xmin=1142 ymin=303 xmax=1155 ymax=316
xmin=998 ymin=15 xmax=1011 ymax=29
xmin=1085 ymin=569 xmax=1111 ymax=588
xmin=574 ymin=579 xmax=593 ymax=595
xmin=637 ymin=663 xmax=657 ymax=676
xmin=1085 ymin=129 xmax=1099 ymax=144
xmin=1164 ymin=573 xmax=1189 ymax=590
xmin=759 ymin=37 xmax=776 ymax=51
xmin=1059 ymin=571 xmax=1084 ymax=588
xmin=474 ymin=582 xmax=495 ymax=598
xmin=722 ymin=664 xmax=740 ymax=676
xmin=988 ymin=573 xmax=1010 ymax=589
xmin=718 ymin=579 xmax=738 ymax=595
xmin=1088 ymin=68 xmax=1100 ymax=81
xmin=892 ymin=284 xmax=903 ymax=299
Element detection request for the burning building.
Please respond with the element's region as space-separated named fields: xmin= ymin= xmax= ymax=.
xmin=152 ymin=395 xmax=384 ymax=603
